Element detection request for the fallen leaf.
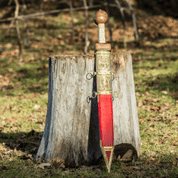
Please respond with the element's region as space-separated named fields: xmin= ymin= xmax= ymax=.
xmin=165 ymin=103 xmax=170 ymax=106
xmin=145 ymin=92 xmax=150 ymax=96
xmin=36 ymin=119 xmax=45 ymax=125
xmin=135 ymin=92 xmax=140 ymax=96
xmin=139 ymin=117 xmax=145 ymax=123
xmin=137 ymin=100 xmax=143 ymax=107
xmin=120 ymin=149 xmax=133 ymax=162
xmin=8 ymin=68 xmax=13 ymax=72
xmin=147 ymin=118 xmax=153 ymax=121
xmin=11 ymin=127 xmax=18 ymax=132
xmin=36 ymin=163 xmax=51 ymax=169
xmin=33 ymin=105 xmax=40 ymax=109
xmin=133 ymin=166 xmax=141 ymax=170
xmin=172 ymin=142 xmax=178 ymax=146
xmin=162 ymin=91 xmax=168 ymax=94
xmin=5 ymin=43 xmax=12 ymax=48
xmin=52 ymin=158 xmax=65 ymax=168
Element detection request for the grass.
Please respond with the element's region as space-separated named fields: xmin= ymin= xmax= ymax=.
xmin=0 ymin=10 xmax=178 ymax=177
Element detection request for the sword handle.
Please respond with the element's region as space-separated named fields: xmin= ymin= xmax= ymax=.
xmin=93 ymin=9 xmax=108 ymax=43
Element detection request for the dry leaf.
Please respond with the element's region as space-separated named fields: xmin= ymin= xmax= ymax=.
xmin=138 ymin=100 xmax=143 ymax=107
xmin=172 ymin=142 xmax=178 ymax=146
xmin=121 ymin=149 xmax=133 ymax=162
xmin=33 ymin=105 xmax=40 ymax=109
xmin=162 ymin=91 xmax=168 ymax=94
xmin=36 ymin=163 xmax=51 ymax=169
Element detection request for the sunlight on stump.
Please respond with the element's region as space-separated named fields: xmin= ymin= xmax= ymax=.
xmin=35 ymin=53 xmax=141 ymax=167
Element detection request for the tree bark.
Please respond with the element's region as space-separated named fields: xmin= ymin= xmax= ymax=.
xmin=36 ymin=53 xmax=141 ymax=167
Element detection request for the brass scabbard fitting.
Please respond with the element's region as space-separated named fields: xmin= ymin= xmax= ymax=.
xmin=95 ymin=50 xmax=112 ymax=101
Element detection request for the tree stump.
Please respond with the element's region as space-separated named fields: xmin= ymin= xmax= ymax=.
xmin=36 ymin=53 xmax=141 ymax=167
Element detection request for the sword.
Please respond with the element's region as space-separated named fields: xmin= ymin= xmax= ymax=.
xmin=93 ymin=9 xmax=114 ymax=173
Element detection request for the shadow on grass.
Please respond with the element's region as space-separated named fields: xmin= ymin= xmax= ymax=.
xmin=0 ymin=130 xmax=42 ymax=157
xmin=0 ymin=130 xmax=138 ymax=166
xmin=0 ymin=59 xmax=49 ymax=97
xmin=0 ymin=130 xmax=178 ymax=178
xmin=133 ymin=54 xmax=178 ymax=101
xmin=134 ymin=72 xmax=178 ymax=102
xmin=17 ymin=65 xmax=48 ymax=93
xmin=145 ymin=72 xmax=178 ymax=100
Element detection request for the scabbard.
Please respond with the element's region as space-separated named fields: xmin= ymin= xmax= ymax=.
xmin=95 ymin=47 xmax=114 ymax=172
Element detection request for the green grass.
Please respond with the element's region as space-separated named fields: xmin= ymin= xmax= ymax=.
xmin=0 ymin=11 xmax=178 ymax=177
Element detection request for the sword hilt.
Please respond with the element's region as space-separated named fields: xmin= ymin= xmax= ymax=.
xmin=93 ymin=9 xmax=108 ymax=43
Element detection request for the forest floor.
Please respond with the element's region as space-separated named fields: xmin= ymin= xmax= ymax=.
xmin=0 ymin=5 xmax=178 ymax=178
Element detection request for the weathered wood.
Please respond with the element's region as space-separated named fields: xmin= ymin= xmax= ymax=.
xmin=111 ymin=53 xmax=141 ymax=159
xmin=36 ymin=53 xmax=141 ymax=167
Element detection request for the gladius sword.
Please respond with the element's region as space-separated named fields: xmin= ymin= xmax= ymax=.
xmin=93 ymin=10 xmax=114 ymax=173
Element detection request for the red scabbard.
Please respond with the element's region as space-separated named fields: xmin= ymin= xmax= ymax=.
xmin=98 ymin=94 xmax=114 ymax=172
xmin=98 ymin=94 xmax=114 ymax=147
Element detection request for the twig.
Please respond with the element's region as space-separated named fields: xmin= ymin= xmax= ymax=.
xmin=40 ymin=0 xmax=44 ymax=10
xmin=89 ymin=0 xmax=94 ymax=7
xmin=0 ymin=4 xmax=128 ymax=23
xmin=14 ymin=0 xmax=23 ymax=63
xmin=104 ymin=0 xmax=113 ymax=43
xmin=83 ymin=0 xmax=89 ymax=54
xmin=21 ymin=0 xmax=27 ymax=9
xmin=115 ymin=0 xmax=127 ymax=49
xmin=171 ymin=0 xmax=176 ymax=6
xmin=0 ymin=5 xmax=101 ymax=23
xmin=22 ymin=0 xmax=29 ymax=47
xmin=4 ymin=19 xmax=15 ymax=37
xmin=124 ymin=0 xmax=139 ymax=42
xmin=69 ymin=0 xmax=75 ymax=43
xmin=8 ymin=0 xmax=13 ymax=6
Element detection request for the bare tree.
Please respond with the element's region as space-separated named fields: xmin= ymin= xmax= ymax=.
xmin=8 ymin=0 xmax=13 ymax=6
xmin=69 ymin=0 xmax=75 ymax=43
xmin=14 ymin=0 xmax=23 ymax=63
xmin=89 ymin=0 xmax=94 ymax=7
xmin=83 ymin=0 xmax=89 ymax=54
xmin=104 ymin=0 xmax=113 ymax=43
xmin=124 ymin=0 xmax=139 ymax=42
xmin=115 ymin=0 xmax=127 ymax=49
xmin=22 ymin=1 xmax=30 ymax=47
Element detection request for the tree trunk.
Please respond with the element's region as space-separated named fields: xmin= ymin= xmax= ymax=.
xmin=36 ymin=53 xmax=141 ymax=167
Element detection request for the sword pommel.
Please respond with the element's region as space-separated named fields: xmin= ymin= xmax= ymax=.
xmin=93 ymin=9 xmax=108 ymax=25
